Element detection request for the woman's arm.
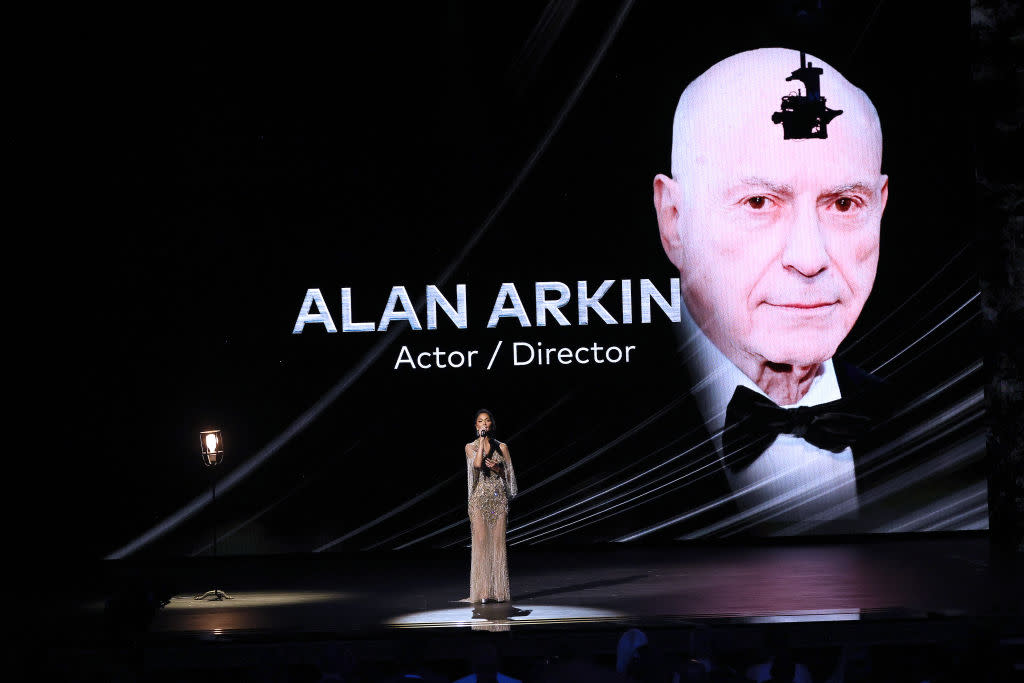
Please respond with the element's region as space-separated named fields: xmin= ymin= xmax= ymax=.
xmin=499 ymin=442 xmax=517 ymax=499
xmin=466 ymin=443 xmax=480 ymax=500
xmin=473 ymin=436 xmax=485 ymax=469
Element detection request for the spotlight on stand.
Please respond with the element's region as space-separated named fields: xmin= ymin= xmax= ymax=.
xmin=193 ymin=429 xmax=233 ymax=602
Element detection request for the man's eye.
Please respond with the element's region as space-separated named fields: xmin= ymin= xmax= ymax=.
xmin=747 ymin=196 xmax=768 ymax=209
xmin=835 ymin=197 xmax=855 ymax=212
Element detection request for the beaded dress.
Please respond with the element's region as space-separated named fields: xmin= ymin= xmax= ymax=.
xmin=463 ymin=439 xmax=517 ymax=603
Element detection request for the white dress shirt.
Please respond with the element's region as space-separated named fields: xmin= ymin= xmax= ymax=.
xmin=680 ymin=307 xmax=859 ymax=523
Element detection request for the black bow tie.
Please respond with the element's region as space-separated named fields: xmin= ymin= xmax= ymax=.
xmin=722 ymin=385 xmax=875 ymax=472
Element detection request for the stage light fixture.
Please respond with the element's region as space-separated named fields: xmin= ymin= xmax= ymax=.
xmin=194 ymin=428 xmax=233 ymax=601
xmin=200 ymin=429 xmax=224 ymax=466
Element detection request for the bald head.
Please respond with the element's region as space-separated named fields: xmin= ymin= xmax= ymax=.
xmin=671 ymin=48 xmax=882 ymax=186
xmin=654 ymin=48 xmax=889 ymax=396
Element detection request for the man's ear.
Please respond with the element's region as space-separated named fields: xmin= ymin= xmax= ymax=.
xmin=653 ymin=174 xmax=685 ymax=269
xmin=878 ymin=174 xmax=889 ymax=214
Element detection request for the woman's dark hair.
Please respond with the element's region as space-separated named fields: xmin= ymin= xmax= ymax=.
xmin=473 ymin=409 xmax=501 ymax=456
xmin=473 ymin=409 xmax=501 ymax=462
xmin=473 ymin=409 xmax=497 ymax=437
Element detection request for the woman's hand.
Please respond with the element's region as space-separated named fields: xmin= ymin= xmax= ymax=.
xmin=485 ymin=457 xmax=501 ymax=472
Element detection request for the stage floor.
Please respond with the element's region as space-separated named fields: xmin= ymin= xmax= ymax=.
xmin=51 ymin=535 xmax=1018 ymax=640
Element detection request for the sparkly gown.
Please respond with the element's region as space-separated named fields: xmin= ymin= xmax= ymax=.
xmin=464 ymin=439 xmax=517 ymax=603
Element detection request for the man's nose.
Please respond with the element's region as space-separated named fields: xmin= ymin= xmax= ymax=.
xmin=781 ymin=202 xmax=830 ymax=277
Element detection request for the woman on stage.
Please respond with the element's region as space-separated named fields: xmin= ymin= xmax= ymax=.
xmin=462 ymin=409 xmax=517 ymax=603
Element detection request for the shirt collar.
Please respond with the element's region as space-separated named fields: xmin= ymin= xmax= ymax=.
xmin=678 ymin=305 xmax=843 ymax=435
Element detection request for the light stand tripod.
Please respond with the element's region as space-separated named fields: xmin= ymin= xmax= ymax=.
xmin=194 ymin=429 xmax=233 ymax=601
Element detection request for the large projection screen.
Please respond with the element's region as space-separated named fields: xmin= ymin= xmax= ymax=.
xmin=41 ymin=3 xmax=985 ymax=558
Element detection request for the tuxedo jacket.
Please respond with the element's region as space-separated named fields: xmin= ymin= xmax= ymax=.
xmin=526 ymin=356 xmax=980 ymax=542
xmin=637 ymin=358 xmax=981 ymax=539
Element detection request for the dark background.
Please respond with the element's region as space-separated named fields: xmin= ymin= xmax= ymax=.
xmin=22 ymin=1 xmax=982 ymax=559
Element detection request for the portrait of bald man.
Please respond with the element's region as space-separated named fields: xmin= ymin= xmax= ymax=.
xmin=653 ymin=48 xmax=891 ymax=525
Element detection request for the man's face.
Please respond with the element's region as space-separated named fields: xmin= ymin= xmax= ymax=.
xmin=657 ymin=50 xmax=888 ymax=369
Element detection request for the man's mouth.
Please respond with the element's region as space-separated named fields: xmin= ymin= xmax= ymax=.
xmin=765 ymin=301 xmax=839 ymax=309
